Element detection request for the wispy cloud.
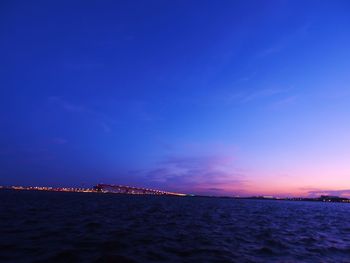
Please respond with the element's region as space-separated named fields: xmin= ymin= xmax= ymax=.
xmin=306 ymin=188 xmax=350 ymax=198
xmin=257 ymin=23 xmax=312 ymax=58
xmin=269 ymin=95 xmax=298 ymax=109
xmin=51 ymin=138 xmax=68 ymax=145
xmin=63 ymin=62 xmax=105 ymax=71
xmin=258 ymin=46 xmax=284 ymax=58
xmin=317 ymin=89 xmax=350 ymax=100
xmin=138 ymin=154 xmax=247 ymax=195
xmin=100 ymin=122 xmax=112 ymax=133
xmin=48 ymin=96 xmax=114 ymax=133
xmin=48 ymin=96 xmax=92 ymax=114
xmin=0 ymin=146 xmax=55 ymax=163
xmin=221 ymin=87 xmax=295 ymax=108
xmin=241 ymin=88 xmax=288 ymax=103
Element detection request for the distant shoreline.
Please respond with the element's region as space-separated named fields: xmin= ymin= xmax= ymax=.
xmin=1 ymin=186 xmax=349 ymax=203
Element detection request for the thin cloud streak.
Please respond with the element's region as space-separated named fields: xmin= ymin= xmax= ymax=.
xmin=306 ymin=189 xmax=350 ymax=198
xmin=48 ymin=96 xmax=114 ymax=133
xmin=240 ymin=88 xmax=288 ymax=103
xmin=137 ymin=154 xmax=247 ymax=195
xmin=257 ymin=23 xmax=312 ymax=58
xmin=51 ymin=138 xmax=68 ymax=145
xmin=269 ymin=95 xmax=298 ymax=109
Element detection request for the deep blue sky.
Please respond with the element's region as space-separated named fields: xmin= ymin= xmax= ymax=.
xmin=1 ymin=0 xmax=350 ymax=196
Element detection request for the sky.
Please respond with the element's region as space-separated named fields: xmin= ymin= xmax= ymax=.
xmin=1 ymin=0 xmax=350 ymax=197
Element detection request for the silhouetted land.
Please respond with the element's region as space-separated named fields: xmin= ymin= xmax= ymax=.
xmin=1 ymin=185 xmax=349 ymax=203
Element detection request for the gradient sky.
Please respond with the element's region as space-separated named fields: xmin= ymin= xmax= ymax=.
xmin=1 ymin=0 xmax=350 ymax=197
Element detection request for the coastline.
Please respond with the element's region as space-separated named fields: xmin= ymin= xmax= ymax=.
xmin=1 ymin=186 xmax=349 ymax=203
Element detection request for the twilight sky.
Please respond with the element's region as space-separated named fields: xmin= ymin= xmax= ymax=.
xmin=1 ymin=0 xmax=350 ymax=197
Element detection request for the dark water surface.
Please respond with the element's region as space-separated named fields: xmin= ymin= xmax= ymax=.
xmin=1 ymin=190 xmax=350 ymax=262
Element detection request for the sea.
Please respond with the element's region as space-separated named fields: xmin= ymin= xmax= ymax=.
xmin=1 ymin=190 xmax=350 ymax=263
